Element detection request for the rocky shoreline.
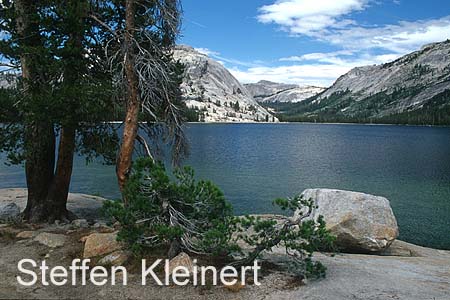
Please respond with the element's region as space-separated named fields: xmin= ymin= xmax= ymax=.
xmin=1 ymin=188 xmax=449 ymax=300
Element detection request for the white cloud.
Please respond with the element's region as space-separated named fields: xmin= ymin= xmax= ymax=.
xmin=280 ymin=50 xmax=401 ymax=66
xmin=249 ymin=1 xmax=450 ymax=86
xmin=194 ymin=47 xmax=352 ymax=86
xmin=258 ymin=1 xmax=450 ymax=54
xmin=279 ymin=50 xmax=355 ymax=63
xmin=195 ymin=47 xmax=263 ymax=68
xmin=229 ymin=50 xmax=404 ymax=87
xmin=325 ymin=17 xmax=450 ymax=53
xmin=189 ymin=20 xmax=207 ymax=29
xmin=258 ymin=0 xmax=368 ymax=35
xmin=195 ymin=47 xmax=220 ymax=56
xmin=195 ymin=2 xmax=450 ymax=88
xmin=229 ymin=64 xmax=352 ymax=87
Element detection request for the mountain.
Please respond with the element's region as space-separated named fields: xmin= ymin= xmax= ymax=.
xmin=245 ymin=80 xmax=325 ymax=103
xmin=269 ymin=40 xmax=450 ymax=125
xmin=173 ymin=46 xmax=277 ymax=123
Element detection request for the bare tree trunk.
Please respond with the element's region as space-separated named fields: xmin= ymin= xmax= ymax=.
xmin=15 ymin=0 xmax=57 ymax=222
xmin=116 ymin=0 xmax=140 ymax=200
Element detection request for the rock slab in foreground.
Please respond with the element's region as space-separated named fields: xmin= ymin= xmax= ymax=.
xmin=98 ymin=250 xmax=131 ymax=266
xmin=83 ymin=232 xmax=123 ymax=258
xmin=34 ymin=232 xmax=67 ymax=248
xmin=167 ymin=252 xmax=195 ymax=275
xmin=299 ymin=189 xmax=399 ymax=252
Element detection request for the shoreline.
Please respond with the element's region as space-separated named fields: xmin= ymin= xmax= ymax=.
xmin=102 ymin=121 xmax=450 ymax=128
xmin=4 ymin=121 xmax=449 ymax=128
xmin=1 ymin=188 xmax=450 ymax=299
xmin=1 ymin=187 xmax=449 ymax=252
xmin=186 ymin=121 xmax=450 ymax=128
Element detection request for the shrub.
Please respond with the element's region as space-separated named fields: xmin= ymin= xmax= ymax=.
xmin=232 ymin=195 xmax=336 ymax=279
xmin=104 ymin=158 xmax=238 ymax=256
xmin=105 ymin=158 xmax=335 ymax=279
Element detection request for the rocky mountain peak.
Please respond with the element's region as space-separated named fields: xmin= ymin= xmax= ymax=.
xmin=173 ymin=45 xmax=278 ymax=122
xmin=245 ymin=81 xmax=325 ymax=103
xmin=277 ymin=39 xmax=450 ymax=124
xmin=319 ymin=39 xmax=450 ymax=101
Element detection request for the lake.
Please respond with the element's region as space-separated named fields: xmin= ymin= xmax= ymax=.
xmin=1 ymin=123 xmax=450 ymax=250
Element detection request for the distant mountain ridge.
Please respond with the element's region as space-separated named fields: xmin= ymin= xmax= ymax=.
xmin=245 ymin=80 xmax=325 ymax=103
xmin=173 ymin=46 xmax=277 ymax=123
xmin=268 ymin=40 xmax=450 ymax=125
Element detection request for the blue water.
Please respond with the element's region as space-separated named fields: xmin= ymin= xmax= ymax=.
xmin=1 ymin=123 xmax=450 ymax=249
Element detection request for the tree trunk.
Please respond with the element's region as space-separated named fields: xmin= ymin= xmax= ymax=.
xmin=17 ymin=1 xmax=83 ymax=222
xmin=15 ymin=0 xmax=57 ymax=222
xmin=46 ymin=127 xmax=77 ymax=222
xmin=42 ymin=1 xmax=87 ymax=222
xmin=23 ymin=123 xmax=56 ymax=222
xmin=116 ymin=0 xmax=140 ymax=201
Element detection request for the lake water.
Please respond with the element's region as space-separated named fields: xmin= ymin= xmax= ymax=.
xmin=1 ymin=123 xmax=450 ymax=249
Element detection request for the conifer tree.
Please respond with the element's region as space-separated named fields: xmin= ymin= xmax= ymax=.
xmin=0 ymin=0 xmax=118 ymax=222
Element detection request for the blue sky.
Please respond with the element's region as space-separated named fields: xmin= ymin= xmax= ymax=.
xmin=178 ymin=0 xmax=450 ymax=87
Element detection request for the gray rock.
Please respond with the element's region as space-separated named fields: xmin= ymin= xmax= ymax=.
xmin=297 ymin=189 xmax=399 ymax=253
xmin=173 ymin=46 xmax=277 ymax=123
xmin=167 ymin=252 xmax=195 ymax=275
xmin=261 ymin=86 xmax=325 ymax=103
xmin=16 ymin=231 xmax=37 ymax=239
xmin=296 ymin=40 xmax=450 ymax=119
xmin=245 ymin=80 xmax=325 ymax=103
xmin=245 ymin=80 xmax=298 ymax=101
xmin=0 ymin=188 xmax=107 ymax=222
xmin=34 ymin=232 xmax=67 ymax=248
xmin=83 ymin=232 xmax=123 ymax=258
xmin=267 ymin=243 xmax=450 ymax=300
xmin=72 ymin=219 xmax=89 ymax=228
xmin=98 ymin=250 xmax=130 ymax=266
xmin=93 ymin=222 xmax=109 ymax=229
xmin=0 ymin=203 xmax=20 ymax=223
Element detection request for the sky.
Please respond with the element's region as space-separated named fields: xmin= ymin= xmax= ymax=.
xmin=178 ymin=0 xmax=450 ymax=87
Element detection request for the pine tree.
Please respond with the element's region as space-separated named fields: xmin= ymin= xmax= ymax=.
xmin=0 ymin=0 xmax=118 ymax=222
xmin=1 ymin=0 xmax=185 ymax=222
xmin=233 ymin=101 xmax=240 ymax=112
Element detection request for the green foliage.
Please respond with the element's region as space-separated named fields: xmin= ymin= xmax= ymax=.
xmin=0 ymin=1 xmax=120 ymax=166
xmin=105 ymin=158 xmax=335 ymax=279
xmin=233 ymin=195 xmax=336 ymax=279
xmin=376 ymin=89 xmax=450 ymax=125
xmin=411 ymin=64 xmax=432 ymax=78
xmin=180 ymin=105 xmax=199 ymax=122
xmin=0 ymin=87 xmax=18 ymax=122
xmin=104 ymin=158 xmax=238 ymax=256
xmin=233 ymin=101 xmax=240 ymax=112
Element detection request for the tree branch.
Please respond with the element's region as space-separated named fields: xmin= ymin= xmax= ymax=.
xmin=89 ymin=14 xmax=119 ymax=39
xmin=136 ymin=134 xmax=155 ymax=163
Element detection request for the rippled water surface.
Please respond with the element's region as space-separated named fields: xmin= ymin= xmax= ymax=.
xmin=1 ymin=123 xmax=450 ymax=249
